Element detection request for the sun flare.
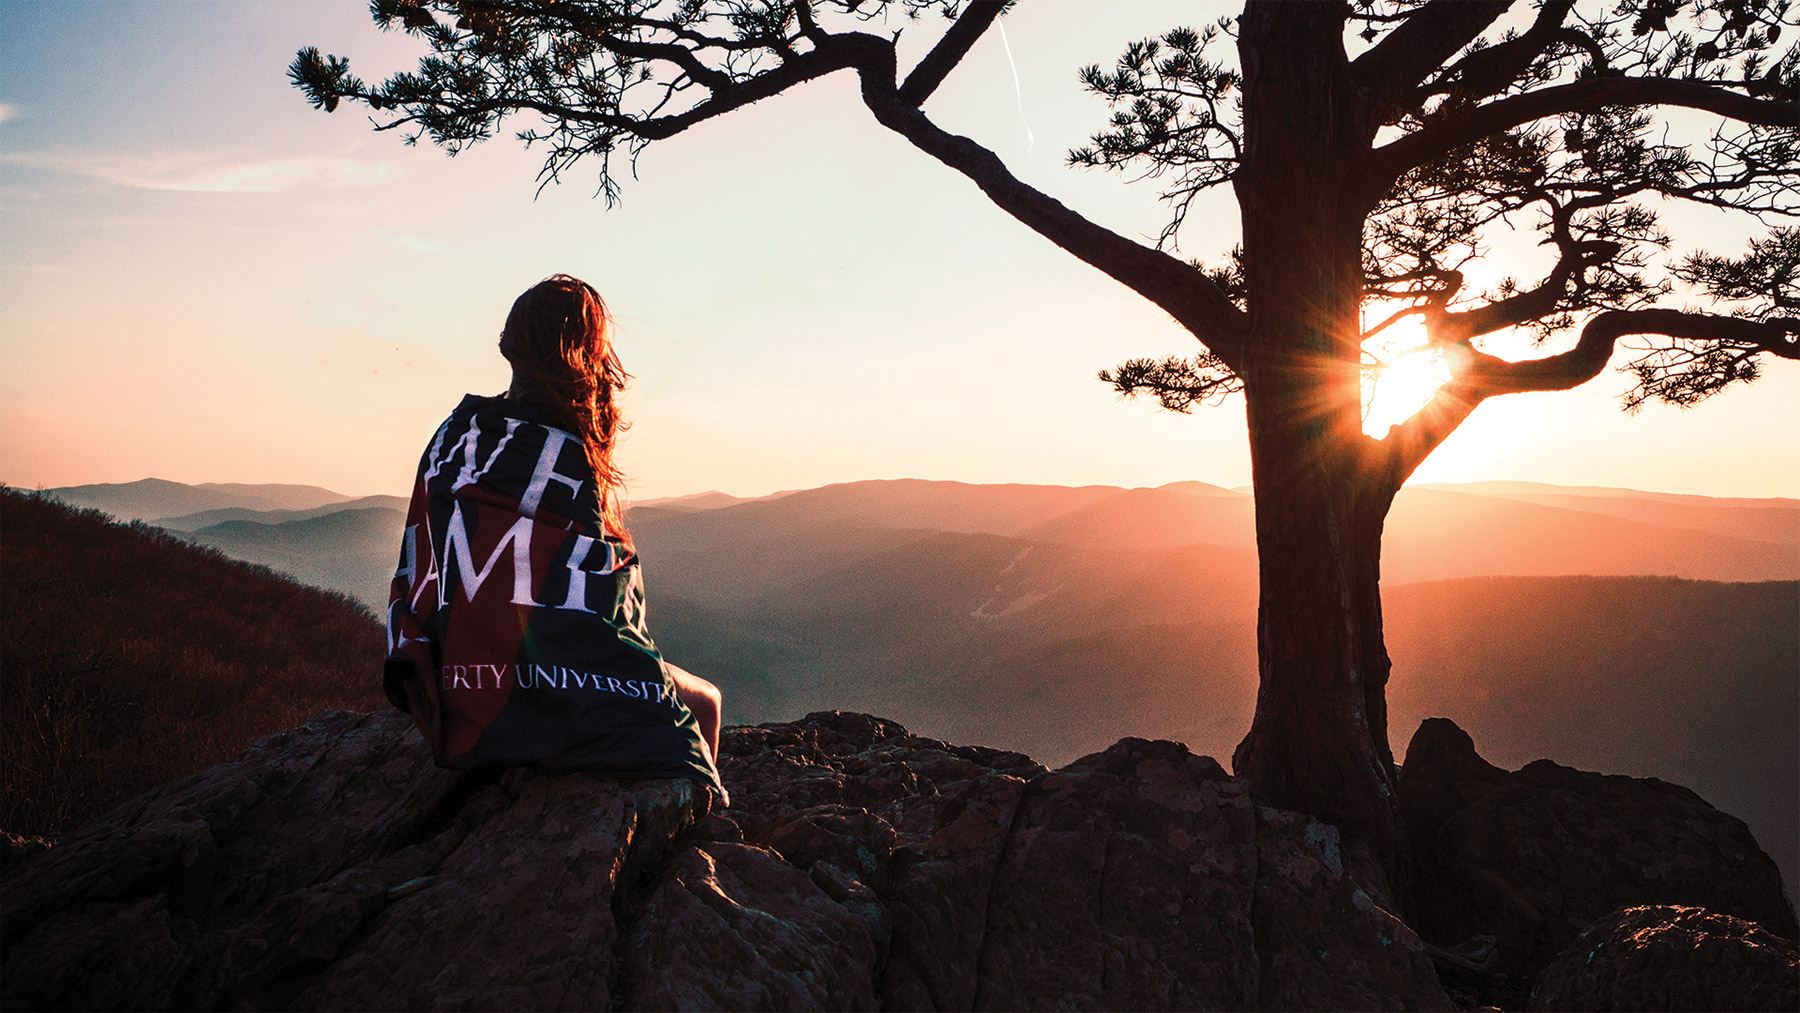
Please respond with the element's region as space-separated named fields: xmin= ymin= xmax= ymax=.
xmin=1361 ymin=318 xmax=1454 ymax=437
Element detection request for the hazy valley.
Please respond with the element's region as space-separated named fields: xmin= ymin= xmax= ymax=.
xmin=38 ymin=475 xmax=1800 ymax=896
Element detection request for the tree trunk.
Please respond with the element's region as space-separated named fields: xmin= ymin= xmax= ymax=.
xmin=1230 ymin=410 xmax=1401 ymax=879
xmin=1228 ymin=0 xmax=1406 ymax=892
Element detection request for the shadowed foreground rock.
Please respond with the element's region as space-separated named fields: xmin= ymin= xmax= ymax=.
xmin=1401 ymin=717 xmax=1798 ymax=986
xmin=2 ymin=709 xmax=1452 ymax=1011
xmin=1529 ymin=905 xmax=1800 ymax=1012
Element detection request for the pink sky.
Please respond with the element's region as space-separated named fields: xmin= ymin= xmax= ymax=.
xmin=2 ymin=2 xmax=1795 ymax=500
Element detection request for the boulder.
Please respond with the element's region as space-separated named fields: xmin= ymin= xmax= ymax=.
xmin=1529 ymin=905 xmax=1800 ymax=1012
xmin=695 ymin=710 xmax=1044 ymax=1011
xmin=3 ymin=709 xmax=1453 ymax=1011
xmin=1 ymin=709 xmax=705 ymax=1012
xmin=1400 ymin=717 xmax=1797 ymax=983
xmin=975 ymin=738 xmax=1445 ymax=1011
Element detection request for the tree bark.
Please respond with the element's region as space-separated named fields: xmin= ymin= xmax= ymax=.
xmin=1228 ymin=0 xmax=1406 ymax=891
xmin=1230 ymin=410 xmax=1401 ymax=877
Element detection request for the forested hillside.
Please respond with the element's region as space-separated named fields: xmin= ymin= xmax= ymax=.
xmin=1 ymin=489 xmax=386 ymax=837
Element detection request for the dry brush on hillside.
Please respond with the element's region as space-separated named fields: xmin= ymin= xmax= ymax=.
xmin=0 ymin=489 xmax=386 ymax=838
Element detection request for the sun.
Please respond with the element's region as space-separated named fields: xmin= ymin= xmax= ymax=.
xmin=1361 ymin=317 xmax=1454 ymax=438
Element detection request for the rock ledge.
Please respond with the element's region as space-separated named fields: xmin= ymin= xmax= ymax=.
xmin=3 ymin=709 xmax=1449 ymax=1011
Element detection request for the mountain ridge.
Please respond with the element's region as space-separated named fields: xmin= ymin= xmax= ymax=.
xmin=9 ymin=478 xmax=1796 ymax=903
xmin=1417 ymin=479 xmax=1800 ymax=508
xmin=43 ymin=474 xmax=1797 ymax=614
xmin=40 ymin=478 xmax=355 ymax=521
xmin=153 ymin=494 xmax=409 ymax=532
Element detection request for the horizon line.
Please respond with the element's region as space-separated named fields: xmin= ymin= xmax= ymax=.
xmin=18 ymin=473 xmax=1800 ymax=506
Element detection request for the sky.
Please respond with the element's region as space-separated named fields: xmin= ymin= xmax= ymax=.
xmin=1 ymin=0 xmax=1795 ymax=501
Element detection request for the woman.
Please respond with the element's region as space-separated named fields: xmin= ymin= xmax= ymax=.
xmin=383 ymin=274 xmax=724 ymax=799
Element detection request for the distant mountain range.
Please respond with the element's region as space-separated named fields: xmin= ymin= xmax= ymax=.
xmin=41 ymin=480 xmax=409 ymax=608
xmin=36 ymin=477 xmax=356 ymax=523
xmin=44 ymin=477 xmax=1797 ymax=612
xmin=152 ymin=494 xmax=409 ymax=533
xmin=38 ymin=475 xmax=1799 ymax=897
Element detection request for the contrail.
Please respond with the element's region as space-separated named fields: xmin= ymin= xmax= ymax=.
xmin=997 ymin=20 xmax=1036 ymax=159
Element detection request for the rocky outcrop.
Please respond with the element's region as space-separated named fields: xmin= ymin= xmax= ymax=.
xmin=17 ymin=710 xmax=1791 ymax=1012
xmin=1 ymin=709 xmax=704 ymax=1011
xmin=1400 ymin=717 xmax=1797 ymax=985
xmin=1529 ymin=905 xmax=1800 ymax=1012
xmin=3 ymin=709 xmax=1452 ymax=1011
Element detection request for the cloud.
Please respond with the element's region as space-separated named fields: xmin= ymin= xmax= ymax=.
xmin=0 ymin=103 xmax=17 ymax=125
xmin=0 ymin=150 xmax=399 ymax=192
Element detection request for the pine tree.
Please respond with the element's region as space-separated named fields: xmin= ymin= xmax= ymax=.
xmin=293 ymin=0 xmax=1798 ymax=894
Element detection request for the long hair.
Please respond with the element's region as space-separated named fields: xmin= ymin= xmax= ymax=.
xmin=498 ymin=274 xmax=632 ymax=545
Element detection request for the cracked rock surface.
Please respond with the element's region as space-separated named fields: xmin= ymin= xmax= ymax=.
xmin=3 ymin=709 xmax=1455 ymax=1011
xmin=1529 ymin=905 xmax=1800 ymax=1012
xmin=1400 ymin=716 xmax=1797 ymax=987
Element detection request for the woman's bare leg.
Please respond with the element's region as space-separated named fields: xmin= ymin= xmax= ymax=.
xmin=666 ymin=664 xmax=722 ymax=762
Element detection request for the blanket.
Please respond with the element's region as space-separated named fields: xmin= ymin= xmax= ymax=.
xmin=384 ymin=393 xmax=719 ymax=789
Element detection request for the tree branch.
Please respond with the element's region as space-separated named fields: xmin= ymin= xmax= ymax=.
xmin=1377 ymin=308 xmax=1797 ymax=485
xmin=1423 ymin=0 xmax=1579 ymax=103
xmin=632 ymin=33 xmax=893 ymax=140
xmin=859 ymin=71 xmax=1251 ymax=364
xmin=356 ymin=31 xmax=891 ymax=144
xmin=1433 ymin=235 xmax=1614 ymax=343
xmin=897 ymin=0 xmax=1006 ymax=107
xmin=1350 ymin=0 xmax=1508 ymax=121
xmin=594 ymin=34 xmax=736 ymax=91
xmin=1465 ymin=308 xmax=1796 ymax=396
xmin=1367 ymin=77 xmax=1799 ymax=192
